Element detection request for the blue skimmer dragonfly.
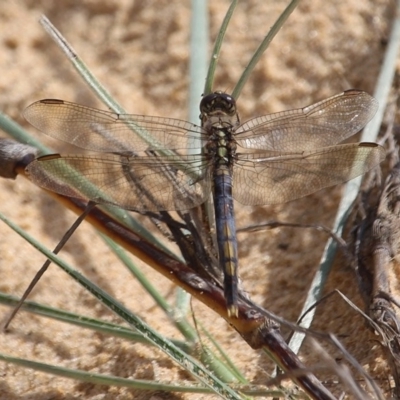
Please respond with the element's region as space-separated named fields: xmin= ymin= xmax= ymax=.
xmin=23 ymin=90 xmax=385 ymax=317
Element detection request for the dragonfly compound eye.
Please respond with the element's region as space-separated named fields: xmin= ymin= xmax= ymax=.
xmin=200 ymin=92 xmax=237 ymax=115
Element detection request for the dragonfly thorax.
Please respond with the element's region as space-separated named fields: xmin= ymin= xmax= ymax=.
xmin=203 ymin=127 xmax=238 ymax=167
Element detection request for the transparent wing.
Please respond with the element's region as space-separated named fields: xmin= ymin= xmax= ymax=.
xmin=235 ymin=90 xmax=378 ymax=151
xmin=26 ymin=153 xmax=212 ymax=211
xmin=23 ymin=100 xmax=205 ymax=153
xmin=233 ymin=143 xmax=385 ymax=205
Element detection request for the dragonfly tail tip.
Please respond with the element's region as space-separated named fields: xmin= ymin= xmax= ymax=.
xmin=227 ymin=305 xmax=239 ymax=319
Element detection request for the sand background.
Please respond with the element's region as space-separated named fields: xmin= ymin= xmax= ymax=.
xmin=0 ymin=0 xmax=395 ymax=399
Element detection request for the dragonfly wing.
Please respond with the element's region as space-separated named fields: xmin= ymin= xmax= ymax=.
xmin=233 ymin=143 xmax=385 ymax=205
xmin=24 ymin=100 xmax=205 ymax=153
xmin=235 ymin=90 xmax=378 ymax=151
xmin=26 ymin=153 xmax=211 ymax=212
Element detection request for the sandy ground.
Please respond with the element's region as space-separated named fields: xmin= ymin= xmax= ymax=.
xmin=0 ymin=0 xmax=395 ymax=399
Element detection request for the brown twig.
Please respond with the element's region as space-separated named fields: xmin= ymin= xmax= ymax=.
xmin=0 ymin=138 xmax=341 ymax=399
xmin=351 ymin=90 xmax=400 ymax=396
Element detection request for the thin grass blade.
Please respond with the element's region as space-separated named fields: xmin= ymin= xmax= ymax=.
xmin=231 ymin=0 xmax=300 ymax=99
xmin=203 ymin=0 xmax=238 ymax=95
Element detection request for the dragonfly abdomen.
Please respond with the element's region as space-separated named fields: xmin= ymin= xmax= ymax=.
xmin=213 ymin=164 xmax=239 ymax=317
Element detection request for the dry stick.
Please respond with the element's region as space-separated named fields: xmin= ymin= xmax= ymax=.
xmin=41 ymin=203 xmax=337 ymax=399
xmin=349 ymin=95 xmax=400 ymax=397
xmin=357 ymin=162 xmax=400 ymax=396
xmin=3 ymin=201 xmax=97 ymax=330
xmin=0 ymin=140 xmax=340 ymax=398
xmin=2 ymin=151 xmax=337 ymax=400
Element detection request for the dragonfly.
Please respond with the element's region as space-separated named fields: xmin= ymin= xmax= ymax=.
xmin=23 ymin=90 xmax=385 ymax=317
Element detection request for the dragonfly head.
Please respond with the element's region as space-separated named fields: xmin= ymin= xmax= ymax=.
xmin=200 ymin=91 xmax=239 ymax=128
